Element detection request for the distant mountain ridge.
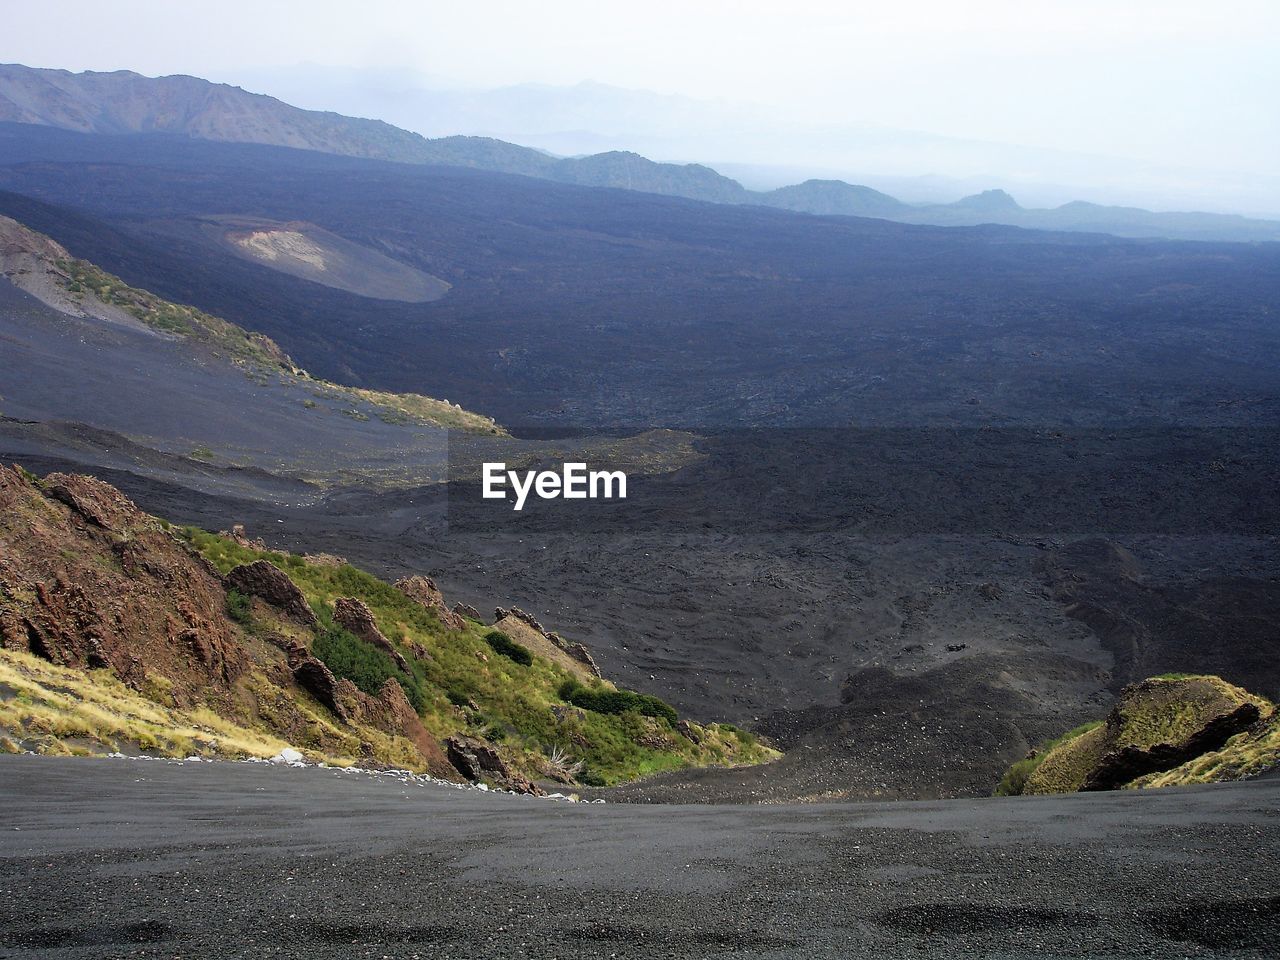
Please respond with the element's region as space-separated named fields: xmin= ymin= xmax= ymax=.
xmin=2 ymin=64 xmax=1278 ymax=243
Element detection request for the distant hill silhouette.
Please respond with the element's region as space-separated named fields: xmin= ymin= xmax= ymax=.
xmin=1 ymin=64 xmax=1277 ymax=243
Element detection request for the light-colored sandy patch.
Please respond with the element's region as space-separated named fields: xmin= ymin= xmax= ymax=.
xmin=234 ymin=229 xmax=330 ymax=271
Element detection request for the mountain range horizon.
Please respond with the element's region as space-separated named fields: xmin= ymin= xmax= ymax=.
xmin=2 ymin=62 xmax=1278 ymax=243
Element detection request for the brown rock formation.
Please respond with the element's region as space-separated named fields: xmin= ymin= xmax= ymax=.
xmin=332 ymin=597 xmax=409 ymax=671
xmin=224 ymin=560 xmax=317 ymax=627
xmin=291 ymin=656 xmax=348 ymax=722
xmin=452 ymin=602 xmax=483 ymax=623
xmin=492 ymin=607 xmax=601 ymax=679
xmin=445 ymin=734 xmax=543 ymax=795
xmin=395 ymin=575 xmax=466 ymax=630
xmin=328 ymin=676 xmax=459 ymax=781
xmin=0 ymin=466 xmax=246 ymax=702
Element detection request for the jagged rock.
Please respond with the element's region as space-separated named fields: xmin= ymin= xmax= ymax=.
xmin=224 ymin=560 xmax=317 ymax=627
xmin=395 ymin=575 xmax=466 ymax=630
xmin=376 ymin=678 xmax=459 ymax=780
xmin=676 ymin=719 xmax=703 ymax=743
xmin=445 ymin=735 xmax=543 ymax=795
xmin=329 ymin=677 xmax=460 ymax=781
xmin=546 ymin=632 xmax=601 ymax=678
xmin=496 ymin=606 xmax=544 ymax=633
xmin=452 ymin=602 xmax=483 ymax=623
xmin=332 ymin=597 xmax=409 ymax=671
xmin=0 ymin=466 xmax=247 ymax=699
xmin=43 ymin=472 xmax=142 ymax=531
xmin=492 ymin=607 xmax=601 ymax=678
xmin=219 ymin=524 xmax=267 ymax=551
xmin=292 ymin=656 xmax=348 ymax=722
xmin=1082 ymin=699 xmax=1261 ymax=791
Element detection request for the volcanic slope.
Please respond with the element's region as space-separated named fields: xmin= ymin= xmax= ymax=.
xmin=0 ymin=211 xmax=502 ymax=498
xmin=1 ymin=137 xmax=1278 ymax=430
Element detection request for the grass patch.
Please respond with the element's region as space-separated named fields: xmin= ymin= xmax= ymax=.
xmin=0 ymin=649 xmax=291 ymax=759
xmin=995 ymin=721 xmax=1103 ymax=796
xmin=225 ymin=589 xmax=253 ymax=627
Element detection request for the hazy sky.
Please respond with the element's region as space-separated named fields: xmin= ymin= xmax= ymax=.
xmin=3 ymin=1 xmax=1278 ymax=200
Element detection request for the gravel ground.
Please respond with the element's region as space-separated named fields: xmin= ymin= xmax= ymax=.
xmin=0 ymin=756 xmax=1277 ymax=959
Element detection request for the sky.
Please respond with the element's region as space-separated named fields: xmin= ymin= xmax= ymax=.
xmin=3 ymin=0 xmax=1278 ymax=212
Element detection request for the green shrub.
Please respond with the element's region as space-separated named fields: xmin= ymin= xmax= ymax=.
xmin=558 ymin=679 xmax=679 ymax=726
xmin=225 ymin=589 xmax=253 ymax=627
xmin=995 ymin=756 xmax=1039 ymax=796
xmin=313 ymin=618 xmax=426 ymax=712
xmin=484 ymin=630 xmax=533 ymax=667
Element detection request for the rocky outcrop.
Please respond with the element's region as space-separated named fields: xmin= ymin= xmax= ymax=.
xmin=0 ymin=466 xmax=246 ymax=701
xmin=291 ymin=656 xmax=348 ymax=722
xmin=219 ymin=524 xmax=267 ymax=551
xmin=452 ymin=603 xmax=483 ymax=623
xmin=445 ymin=735 xmax=543 ymax=795
xmin=329 ymin=676 xmax=459 ymax=781
xmin=494 ymin=606 xmax=601 ymax=678
xmin=1081 ymin=695 xmax=1261 ymax=791
xmin=547 ymin=633 xmax=601 ymax=678
xmin=395 ymin=575 xmax=466 ymax=630
xmin=0 ymin=465 xmax=573 ymax=781
xmin=224 ymin=560 xmax=317 ymax=627
xmin=332 ymin=597 xmax=409 ymax=671
xmin=1022 ymin=675 xmax=1270 ymax=795
xmin=375 ymin=678 xmax=458 ymax=781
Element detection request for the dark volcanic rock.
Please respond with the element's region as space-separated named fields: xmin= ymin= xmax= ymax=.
xmin=224 ymin=560 xmax=317 ymax=627
xmin=332 ymin=597 xmax=409 ymax=671
xmin=445 ymin=735 xmax=542 ymax=795
xmin=291 ymin=656 xmax=348 ymax=722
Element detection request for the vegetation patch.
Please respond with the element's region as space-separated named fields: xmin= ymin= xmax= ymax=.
xmin=993 ymin=727 xmax=1105 ymax=798
xmin=558 ymin=679 xmax=680 ymax=727
xmin=0 ymin=649 xmax=292 ymax=759
xmin=313 ymin=613 xmax=427 ymax=712
xmin=999 ymin=675 xmax=1276 ymax=795
xmin=178 ymin=527 xmax=778 ymax=785
xmin=49 ymin=247 xmax=504 ymax=435
xmin=484 ymin=630 xmax=533 ymax=666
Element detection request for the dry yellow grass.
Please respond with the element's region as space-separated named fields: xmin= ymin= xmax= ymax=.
xmin=0 ymin=649 xmax=291 ymax=759
xmin=1133 ymin=709 xmax=1280 ymax=787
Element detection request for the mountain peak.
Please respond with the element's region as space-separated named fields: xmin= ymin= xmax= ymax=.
xmin=951 ymin=188 xmax=1021 ymax=211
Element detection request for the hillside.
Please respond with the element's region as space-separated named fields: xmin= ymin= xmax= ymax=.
xmin=2 ymin=65 xmax=1278 ymax=241
xmin=0 ymin=464 xmax=775 ymax=787
xmin=0 ymin=211 xmax=513 ymax=495
xmin=998 ymin=675 xmax=1278 ymax=795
